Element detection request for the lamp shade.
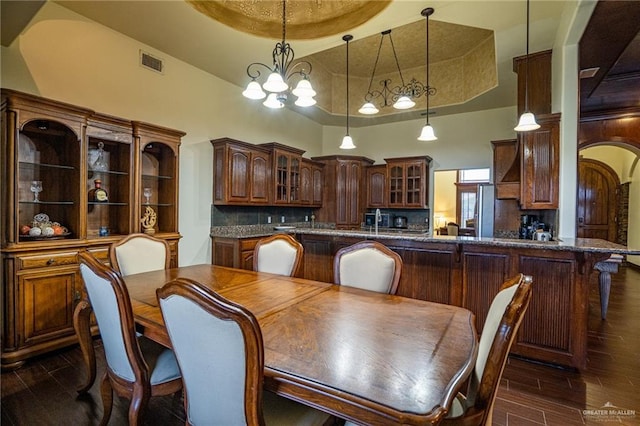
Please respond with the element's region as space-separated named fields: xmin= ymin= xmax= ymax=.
xmin=340 ymin=135 xmax=356 ymax=149
xmin=263 ymin=93 xmax=285 ymax=109
xmin=514 ymin=112 xmax=540 ymax=131
xmin=418 ymin=124 xmax=437 ymax=141
xmin=263 ymin=72 xmax=288 ymax=93
xmin=358 ymin=102 xmax=379 ymax=115
xmin=294 ymin=96 xmax=317 ymax=107
xmin=292 ymin=78 xmax=316 ymax=98
xmin=242 ymin=81 xmax=267 ymax=100
xmin=393 ymin=96 xmax=415 ymax=110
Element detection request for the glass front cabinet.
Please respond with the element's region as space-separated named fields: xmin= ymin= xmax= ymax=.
xmin=1 ymin=89 xmax=183 ymax=369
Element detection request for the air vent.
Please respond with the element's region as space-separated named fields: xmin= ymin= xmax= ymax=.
xmin=140 ymin=50 xmax=164 ymax=74
xmin=579 ymin=67 xmax=599 ymax=79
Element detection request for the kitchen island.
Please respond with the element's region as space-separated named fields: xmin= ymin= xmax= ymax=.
xmin=211 ymin=225 xmax=638 ymax=370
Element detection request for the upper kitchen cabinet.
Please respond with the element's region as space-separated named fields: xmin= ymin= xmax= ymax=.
xmin=313 ymin=155 xmax=374 ymax=229
xmin=261 ymin=143 xmax=305 ymax=205
xmin=519 ymin=113 xmax=560 ymax=209
xmin=300 ymin=158 xmax=324 ymax=207
xmin=513 ymin=50 xmax=552 ymax=117
xmin=212 ymin=138 xmax=271 ymax=205
xmin=366 ymin=164 xmax=387 ymax=208
xmin=385 ymin=156 xmax=432 ymax=209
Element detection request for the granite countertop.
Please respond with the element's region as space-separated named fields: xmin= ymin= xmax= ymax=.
xmin=210 ymin=224 xmax=639 ymax=255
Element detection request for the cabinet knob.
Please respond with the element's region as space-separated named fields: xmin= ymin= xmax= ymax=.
xmin=47 ymin=258 xmax=55 ymax=265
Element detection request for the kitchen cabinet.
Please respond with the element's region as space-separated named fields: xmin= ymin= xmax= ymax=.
xmin=312 ymin=155 xmax=374 ymax=229
xmin=385 ymin=156 xmax=432 ymax=209
xmin=519 ymin=113 xmax=560 ymax=209
xmin=211 ymin=138 xmax=271 ymax=205
xmin=513 ymin=50 xmax=552 ymax=117
xmin=1 ymin=89 xmax=183 ymax=369
xmin=300 ymin=159 xmax=324 ymax=207
xmin=211 ymin=237 xmax=260 ymax=270
xmin=366 ymin=164 xmax=387 ymax=208
xmin=260 ymin=143 xmax=305 ymax=205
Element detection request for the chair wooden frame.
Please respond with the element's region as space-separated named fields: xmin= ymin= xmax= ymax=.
xmin=157 ymin=278 xmax=267 ymax=425
xmin=253 ymin=233 xmax=304 ymax=277
xmin=443 ymin=273 xmax=533 ymax=426
xmin=333 ymin=240 xmax=403 ymax=295
xmin=109 ymin=233 xmax=171 ymax=275
xmin=75 ymin=251 xmax=182 ymax=426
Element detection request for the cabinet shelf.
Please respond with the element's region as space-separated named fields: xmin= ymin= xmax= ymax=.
xmin=20 ymin=200 xmax=75 ymax=205
xmin=19 ymin=161 xmax=75 ymax=171
xmin=89 ymin=169 xmax=129 ymax=176
xmin=142 ymin=173 xmax=172 ymax=180
xmin=87 ymin=202 xmax=128 ymax=206
xmin=143 ymin=203 xmax=173 ymax=207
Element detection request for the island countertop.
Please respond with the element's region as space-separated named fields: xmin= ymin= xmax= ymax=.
xmin=210 ymin=224 xmax=638 ymax=255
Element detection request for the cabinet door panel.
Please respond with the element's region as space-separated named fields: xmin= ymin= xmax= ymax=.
xmin=520 ymin=115 xmax=559 ymax=209
xmin=230 ymin=149 xmax=250 ymax=200
xmin=367 ymin=166 xmax=387 ymax=208
xmin=395 ymin=247 xmax=454 ymax=304
xmin=251 ymin=153 xmax=270 ymax=203
xmin=312 ymin=166 xmax=323 ymax=206
xmin=21 ymin=268 xmax=77 ymax=345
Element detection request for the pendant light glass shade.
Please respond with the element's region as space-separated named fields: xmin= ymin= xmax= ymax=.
xmin=514 ymin=112 xmax=540 ymax=131
xmin=242 ymin=80 xmax=267 ymax=100
xmin=393 ymin=95 xmax=415 ymax=110
xmin=340 ymin=135 xmax=356 ymax=149
xmin=418 ymin=124 xmax=438 ymax=141
xmin=292 ymin=78 xmax=316 ymax=98
xmin=263 ymin=72 xmax=288 ymax=93
xmin=358 ymin=102 xmax=379 ymax=115
xmin=263 ymin=93 xmax=285 ymax=109
xmin=294 ymin=96 xmax=317 ymax=107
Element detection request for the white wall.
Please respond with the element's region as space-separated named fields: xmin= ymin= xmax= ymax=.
xmin=1 ymin=2 xmax=324 ymax=265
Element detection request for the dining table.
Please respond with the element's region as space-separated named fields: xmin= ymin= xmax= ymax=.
xmin=74 ymin=264 xmax=478 ymax=425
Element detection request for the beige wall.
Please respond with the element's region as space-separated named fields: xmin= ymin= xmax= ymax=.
xmin=1 ymin=2 xmax=324 ymax=265
xmin=433 ymin=170 xmax=458 ymax=228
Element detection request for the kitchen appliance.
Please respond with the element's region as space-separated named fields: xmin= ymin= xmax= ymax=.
xmin=519 ymin=214 xmax=538 ymax=239
xmin=393 ymin=216 xmax=408 ymax=228
xmin=534 ymin=231 xmax=552 ymax=241
xmin=364 ymin=212 xmax=390 ymax=228
xmin=476 ymin=184 xmax=495 ymax=238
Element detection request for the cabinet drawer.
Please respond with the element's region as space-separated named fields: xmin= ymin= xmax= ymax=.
xmin=19 ymin=252 xmax=79 ymax=270
xmin=240 ymin=238 xmax=259 ymax=251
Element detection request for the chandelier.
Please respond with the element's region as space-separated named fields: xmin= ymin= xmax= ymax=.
xmin=358 ymin=29 xmax=427 ymax=115
xmin=241 ymin=0 xmax=316 ymax=109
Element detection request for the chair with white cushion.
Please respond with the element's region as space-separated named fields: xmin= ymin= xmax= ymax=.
xmin=109 ymin=233 xmax=170 ymax=276
xmin=253 ymin=233 xmax=303 ymax=276
xmin=76 ymin=251 xmax=182 ymax=425
xmin=443 ymin=273 xmax=533 ymax=426
xmin=333 ymin=241 xmax=402 ymax=294
xmin=157 ymin=277 xmax=334 ymax=426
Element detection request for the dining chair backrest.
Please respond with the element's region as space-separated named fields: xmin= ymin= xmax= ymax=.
xmin=79 ymin=251 xmax=143 ymax=382
xmin=109 ymin=233 xmax=170 ymax=276
xmin=253 ymin=233 xmax=303 ymax=276
xmin=333 ymin=240 xmax=402 ymax=294
xmin=157 ymin=277 xmax=266 ymax=425
xmin=444 ymin=273 xmax=532 ymax=426
xmin=447 ymin=222 xmax=459 ymax=236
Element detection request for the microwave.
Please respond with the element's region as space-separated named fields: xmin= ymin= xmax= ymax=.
xmin=364 ymin=213 xmax=390 ymax=228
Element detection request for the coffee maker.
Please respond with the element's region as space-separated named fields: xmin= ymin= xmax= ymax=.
xmin=519 ymin=214 xmax=537 ymax=239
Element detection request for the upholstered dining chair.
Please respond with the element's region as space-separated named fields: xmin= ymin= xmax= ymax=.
xmin=333 ymin=240 xmax=402 ymax=294
xmin=253 ymin=233 xmax=304 ymax=276
xmin=109 ymin=233 xmax=170 ymax=276
xmin=442 ymin=273 xmax=533 ymax=426
xmin=76 ymin=251 xmax=182 ymax=426
xmin=157 ymin=277 xmax=333 ymax=425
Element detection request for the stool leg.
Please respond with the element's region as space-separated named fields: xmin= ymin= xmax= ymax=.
xmin=598 ymin=271 xmax=611 ymax=320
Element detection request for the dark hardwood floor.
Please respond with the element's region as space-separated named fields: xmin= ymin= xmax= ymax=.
xmin=2 ymin=265 xmax=639 ymax=425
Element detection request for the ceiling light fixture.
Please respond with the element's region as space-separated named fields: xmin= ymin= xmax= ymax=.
xmin=514 ymin=0 xmax=540 ymax=132
xmin=340 ymin=35 xmax=356 ymax=150
xmin=418 ymin=7 xmax=438 ymax=142
xmin=242 ymin=0 xmax=316 ymax=109
xmin=358 ymin=29 xmax=427 ymax=115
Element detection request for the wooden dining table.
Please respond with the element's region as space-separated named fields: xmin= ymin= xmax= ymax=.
xmin=75 ymin=264 xmax=478 ymax=425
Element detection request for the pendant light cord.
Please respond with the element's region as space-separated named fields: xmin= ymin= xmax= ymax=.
xmin=343 ymin=35 xmax=353 ymax=135
xmin=524 ymin=0 xmax=530 ymax=113
xmin=281 ymin=0 xmax=286 ymax=44
xmin=426 ymin=10 xmax=430 ymax=124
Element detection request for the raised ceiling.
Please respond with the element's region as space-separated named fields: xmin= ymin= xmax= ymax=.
xmin=4 ymin=1 xmax=577 ymax=126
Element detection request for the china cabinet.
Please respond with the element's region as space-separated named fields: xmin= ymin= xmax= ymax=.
xmin=1 ymin=89 xmax=183 ymax=369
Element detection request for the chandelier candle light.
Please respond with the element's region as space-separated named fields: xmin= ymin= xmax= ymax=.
xmin=242 ymin=0 xmax=316 ymax=109
xmin=359 ymin=29 xmax=428 ymax=115
xmin=514 ymin=0 xmax=540 ymax=131
xmin=340 ymin=34 xmax=356 ymax=150
xmin=418 ymin=7 xmax=438 ymax=141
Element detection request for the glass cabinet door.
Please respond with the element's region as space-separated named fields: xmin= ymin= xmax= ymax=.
xmin=17 ymin=120 xmax=80 ymax=241
xmin=86 ymin=122 xmax=132 ymax=239
xmin=141 ymin=142 xmax=177 ymax=234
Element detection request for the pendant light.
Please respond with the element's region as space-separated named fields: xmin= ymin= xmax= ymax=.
xmin=340 ymin=34 xmax=356 ymax=150
xmin=418 ymin=7 xmax=438 ymax=141
xmin=514 ymin=0 xmax=540 ymax=131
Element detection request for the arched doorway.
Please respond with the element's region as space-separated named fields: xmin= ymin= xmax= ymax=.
xmin=577 ymin=158 xmax=619 ymax=241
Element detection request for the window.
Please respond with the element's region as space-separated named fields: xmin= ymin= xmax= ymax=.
xmin=456 ymin=168 xmax=489 ymax=229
